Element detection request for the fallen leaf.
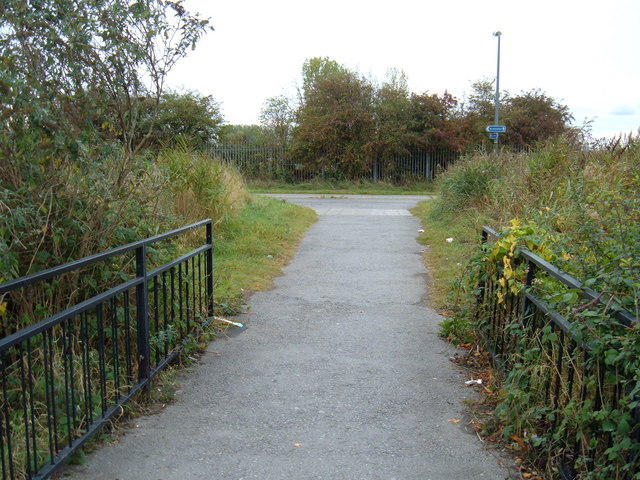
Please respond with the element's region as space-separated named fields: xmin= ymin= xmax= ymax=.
xmin=293 ymin=442 xmax=303 ymax=447
xmin=448 ymin=418 xmax=460 ymax=423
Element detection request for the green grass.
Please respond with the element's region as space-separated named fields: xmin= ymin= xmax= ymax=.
xmin=411 ymin=200 xmax=487 ymax=310
xmin=213 ymin=194 xmax=317 ymax=313
xmin=248 ymin=179 xmax=436 ymax=195
xmin=411 ymin=200 xmax=491 ymax=344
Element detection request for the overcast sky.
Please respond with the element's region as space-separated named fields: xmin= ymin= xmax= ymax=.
xmin=166 ymin=0 xmax=640 ymax=139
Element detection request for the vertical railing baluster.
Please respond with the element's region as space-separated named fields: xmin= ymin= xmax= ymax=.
xmin=135 ymin=244 xmax=150 ymax=384
xmin=123 ymin=291 xmax=132 ymax=388
xmin=185 ymin=259 xmax=190 ymax=334
xmin=197 ymin=253 xmax=203 ymax=322
xmin=0 ymin=356 xmax=6 ymax=480
xmin=191 ymin=255 xmax=196 ymax=327
xmin=521 ymin=259 xmax=537 ymax=328
xmin=81 ymin=312 xmax=92 ymax=427
xmin=110 ymin=298 xmax=120 ymax=395
xmin=552 ymin=327 xmax=565 ymax=432
xmin=1 ymin=351 xmax=15 ymax=480
xmin=178 ymin=263 xmax=184 ymax=338
xmin=18 ymin=343 xmax=31 ymax=477
xmin=162 ymin=271 xmax=169 ymax=359
xmin=153 ymin=276 xmax=160 ymax=367
xmin=68 ymin=321 xmax=78 ymax=439
xmin=170 ymin=267 xmax=176 ymax=351
xmin=26 ymin=337 xmax=38 ymax=472
xmin=96 ymin=304 xmax=107 ymax=416
xmin=46 ymin=327 xmax=59 ymax=456
xmin=61 ymin=320 xmax=73 ymax=449
xmin=206 ymin=221 xmax=214 ymax=319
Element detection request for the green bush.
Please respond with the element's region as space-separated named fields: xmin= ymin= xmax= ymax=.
xmin=435 ymin=157 xmax=499 ymax=213
xmin=425 ymin=135 xmax=640 ymax=478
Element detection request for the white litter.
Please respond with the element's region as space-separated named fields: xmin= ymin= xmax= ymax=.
xmin=465 ymin=379 xmax=483 ymax=386
xmin=214 ymin=316 xmax=244 ymax=328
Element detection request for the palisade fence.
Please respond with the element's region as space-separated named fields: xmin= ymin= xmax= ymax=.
xmin=208 ymin=143 xmax=461 ymax=183
xmin=476 ymin=226 xmax=639 ymax=479
xmin=0 ymin=220 xmax=213 ymax=480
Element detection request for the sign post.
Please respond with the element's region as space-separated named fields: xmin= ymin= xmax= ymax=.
xmin=492 ymin=31 xmax=502 ymax=152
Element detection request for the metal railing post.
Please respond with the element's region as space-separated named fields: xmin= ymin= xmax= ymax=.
xmin=206 ymin=221 xmax=214 ymax=319
xmin=520 ymin=258 xmax=537 ymax=328
xmin=135 ymin=244 xmax=150 ymax=382
xmin=474 ymin=228 xmax=491 ymax=324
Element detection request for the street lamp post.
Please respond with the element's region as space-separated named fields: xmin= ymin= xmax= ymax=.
xmin=493 ymin=31 xmax=502 ymax=152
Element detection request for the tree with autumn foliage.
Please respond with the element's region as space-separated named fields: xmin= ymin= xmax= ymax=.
xmin=502 ymin=89 xmax=574 ymax=147
xmin=291 ymin=57 xmax=376 ymax=179
xmin=462 ymin=80 xmax=574 ymax=148
xmin=407 ymin=91 xmax=470 ymax=151
xmin=288 ymin=59 xmax=576 ymax=179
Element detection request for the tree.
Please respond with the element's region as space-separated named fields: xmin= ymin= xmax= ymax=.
xmin=219 ymin=124 xmax=268 ymax=145
xmin=460 ymin=81 xmax=572 ymax=148
xmin=140 ymin=91 xmax=224 ymax=150
xmin=0 ymin=0 xmax=211 ymax=280
xmin=407 ymin=91 xmax=467 ymax=151
xmin=459 ymin=79 xmax=508 ymax=148
xmin=259 ymin=94 xmax=295 ymax=148
xmin=292 ymin=58 xmax=375 ymax=178
xmin=502 ymin=89 xmax=574 ymax=147
xmin=372 ymin=69 xmax=412 ymax=157
xmin=299 ymin=57 xmax=348 ymax=100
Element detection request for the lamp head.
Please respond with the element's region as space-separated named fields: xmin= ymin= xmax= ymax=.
xmin=493 ymin=31 xmax=502 ymax=37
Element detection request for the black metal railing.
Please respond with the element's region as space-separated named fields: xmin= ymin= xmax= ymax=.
xmin=476 ymin=226 xmax=639 ymax=479
xmin=0 ymin=220 xmax=213 ymax=480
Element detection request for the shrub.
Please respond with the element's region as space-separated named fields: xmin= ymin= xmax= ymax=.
xmin=425 ymin=135 xmax=640 ymax=478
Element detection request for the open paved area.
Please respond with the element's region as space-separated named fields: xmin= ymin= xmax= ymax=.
xmin=65 ymin=194 xmax=509 ymax=480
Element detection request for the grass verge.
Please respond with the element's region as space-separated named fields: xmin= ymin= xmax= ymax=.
xmin=411 ymin=201 xmax=486 ymax=310
xmin=248 ymin=179 xmax=435 ymax=195
xmin=213 ymin=194 xmax=318 ymax=313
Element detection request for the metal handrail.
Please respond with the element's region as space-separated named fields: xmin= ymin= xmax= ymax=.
xmin=481 ymin=225 xmax=636 ymax=326
xmin=478 ymin=225 xmax=638 ymax=479
xmin=0 ymin=220 xmax=214 ymax=480
xmin=0 ymin=219 xmax=211 ymax=295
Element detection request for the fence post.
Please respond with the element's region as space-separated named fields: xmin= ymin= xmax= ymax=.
xmin=425 ymin=152 xmax=432 ymax=181
xmin=373 ymin=155 xmax=379 ymax=182
xmin=206 ymin=221 xmax=214 ymax=318
xmin=135 ymin=244 xmax=150 ymax=382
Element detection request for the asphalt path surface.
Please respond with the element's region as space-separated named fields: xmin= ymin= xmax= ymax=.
xmin=65 ymin=194 xmax=509 ymax=480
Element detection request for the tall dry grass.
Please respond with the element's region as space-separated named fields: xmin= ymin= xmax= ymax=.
xmin=154 ymin=149 xmax=249 ymax=229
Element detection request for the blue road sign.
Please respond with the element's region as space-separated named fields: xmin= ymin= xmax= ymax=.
xmin=489 ymin=133 xmax=498 ymax=139
xmin=486 ymin=125 xmax=507 ymax=133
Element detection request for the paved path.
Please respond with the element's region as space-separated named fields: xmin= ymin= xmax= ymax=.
xmin=66 ymin=194 xmax=508 ymax=480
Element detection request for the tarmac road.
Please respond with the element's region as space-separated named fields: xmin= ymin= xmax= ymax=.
xmin=65 ymin=194 xmax=509 ymax=480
